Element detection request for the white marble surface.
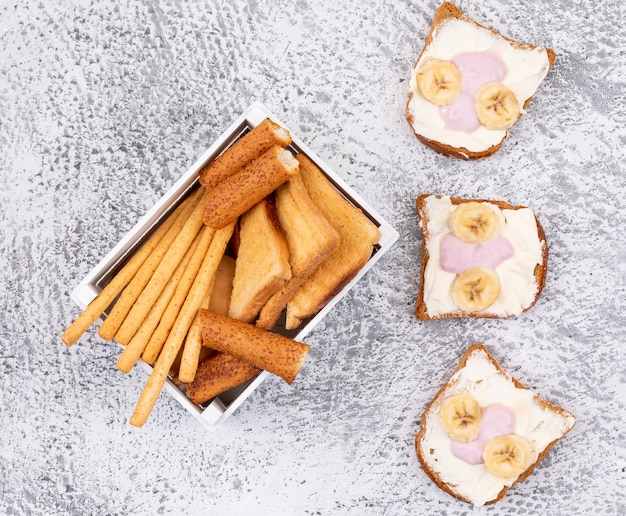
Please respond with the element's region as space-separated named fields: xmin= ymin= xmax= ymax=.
xmin=1 ymin=0 xmax=625 ymax=514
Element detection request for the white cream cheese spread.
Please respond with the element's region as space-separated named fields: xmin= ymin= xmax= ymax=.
xmin=422 ymin=195 xmax=544 ymax=318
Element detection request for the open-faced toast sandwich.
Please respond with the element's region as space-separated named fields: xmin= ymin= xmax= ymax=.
xmin=406 ymin=2 xmax=556 ymax=159
xmin=415 ymin=344 xmax=576 ymax=506
xmin=416 ymin=194 xmax=547 ymax=320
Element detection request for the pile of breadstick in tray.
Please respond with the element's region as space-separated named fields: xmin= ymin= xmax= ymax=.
xmin=61 ymin=118 xmax=381 ymax=427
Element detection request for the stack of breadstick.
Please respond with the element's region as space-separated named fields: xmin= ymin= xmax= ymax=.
xmin=61 ymin=117 xmax=381 ymax=427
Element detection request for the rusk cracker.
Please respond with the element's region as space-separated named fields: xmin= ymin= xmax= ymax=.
xmin=203 ymin=146 xmax=299 ymax=230
xmin=198 ymin=309 xmax=310 ymax=385
xmin=198 ymin=119 xmax=292 ymax=189
xmin=184 ymin=353 xmax=261 ymax=405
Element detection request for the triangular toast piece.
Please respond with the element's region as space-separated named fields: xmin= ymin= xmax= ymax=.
xmin=256 ymin=173 xmax=340 ymax=330
xmin=228 ymin=197 xmax=291 ymax=323
xmin=285 ymin=154 xmax=381 ymax=330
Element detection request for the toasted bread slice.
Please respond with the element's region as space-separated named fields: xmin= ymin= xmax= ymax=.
xmin=406 ymin=2 xmax=556 ymax=159
xmin=228 ymin=197 xmax=292 ymax=323
xmin=208 ymin=255 xmax=236 ymax=316
xmin=415 ymin=344 xmax=575 ymax=506
xmin=416 ymin=194 xmax=547 ymax=320
xmin=256 ymin=173 xmax=340 ymax=330
xmin=285 ymin=155 xmax=381 ymax=329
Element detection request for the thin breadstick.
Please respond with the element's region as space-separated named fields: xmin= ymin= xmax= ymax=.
xmin=177 ymin=287 xmax=213 ymax=383
xmin=140 ymin=224 xmax=216 ymax=364
xmin=203 ymin=146 xmax=299 ymax=229
xmin=189 ymin=255 xmax=236 ymax=369
xmin=198 ymin=119 xmax=292 ymax=189
xmin=115 ymin=230 xmax=202 ymax=374
xmin=197 ymin=309 xmax=310 ymax=385
xmin=60 ymin=194 xmax=191 ymax=347
xmin=129 ymin=222 xmax=235 ymax=427
xmin=98 ymin=187 xmax=205 ymax=341
xmin=113 ymin=190 xmax=208 ymax=345
xmin=184 ymin=353 xmax=260 ymax=405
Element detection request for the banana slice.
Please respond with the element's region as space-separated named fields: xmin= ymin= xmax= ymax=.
xmin=439 ymin=393 xmax=482 ymax=442
xmin=416 ymin=59 xmax=462 ymax=106
xmin=452 ymin=267 xmax=500 ymax=313
xmin=475 ymin=82 xmax=520 ymax=130
xmin=483 ymin=434 xmax=536 ymax=478
xmin=448 ymin=201 xmax=500 ymax=244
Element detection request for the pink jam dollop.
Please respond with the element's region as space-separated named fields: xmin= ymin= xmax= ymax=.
xmin=439 ymin=51 xmax=508 ymax=132
xmin=450 ymin=404 xmax=516 ymax=464
xmin=439 ymin=233 xmax=514 ymax=274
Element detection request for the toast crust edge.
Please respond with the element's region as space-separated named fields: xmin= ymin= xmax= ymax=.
xmin=285 ymin=154 xmax=382 ymax=328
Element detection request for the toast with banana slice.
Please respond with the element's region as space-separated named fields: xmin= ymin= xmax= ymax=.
xmin=415 ymin=344 xmax=576 ymax=506
xmin=415 ymin=194 xmax=547 ymax=320
xmin=406 ymin=2 xmax=556 ymax=159
xmin=228 ymin=196 xmax=292 ymax=323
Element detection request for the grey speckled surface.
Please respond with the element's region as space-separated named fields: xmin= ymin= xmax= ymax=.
xmin=1 ymin=0 xmax=625 ymax=514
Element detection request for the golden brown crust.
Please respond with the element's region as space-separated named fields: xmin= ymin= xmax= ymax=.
xmin=208 ymin=255 xmax=236 ymax=316
xmin=285 ymin=154 xmax=382 ymax=329
xmin=228 ymin=196 xmax=292 ymax=323
xmin=203 ymin=146 xmax=298 ymax=229
xmin=256 ymin=173 xmax=340 ymax=330
xmin=198 ymin=309 xmax=310 ymax=385
xmin=184 ymin=353 xmax=260 ymax=405
xmin=198 ymin=119 xmax=292 ymax=188
xmin=415 ymin=194 xmax=548 ymax=320
xmin=406 ymin=2 xmax=557 ymax=160
xmin=414 ymin=343 xmax=576 ymax=505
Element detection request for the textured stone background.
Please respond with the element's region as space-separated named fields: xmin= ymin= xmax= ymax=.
xmin=1 ymin=0 xmax=625 ymax=514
